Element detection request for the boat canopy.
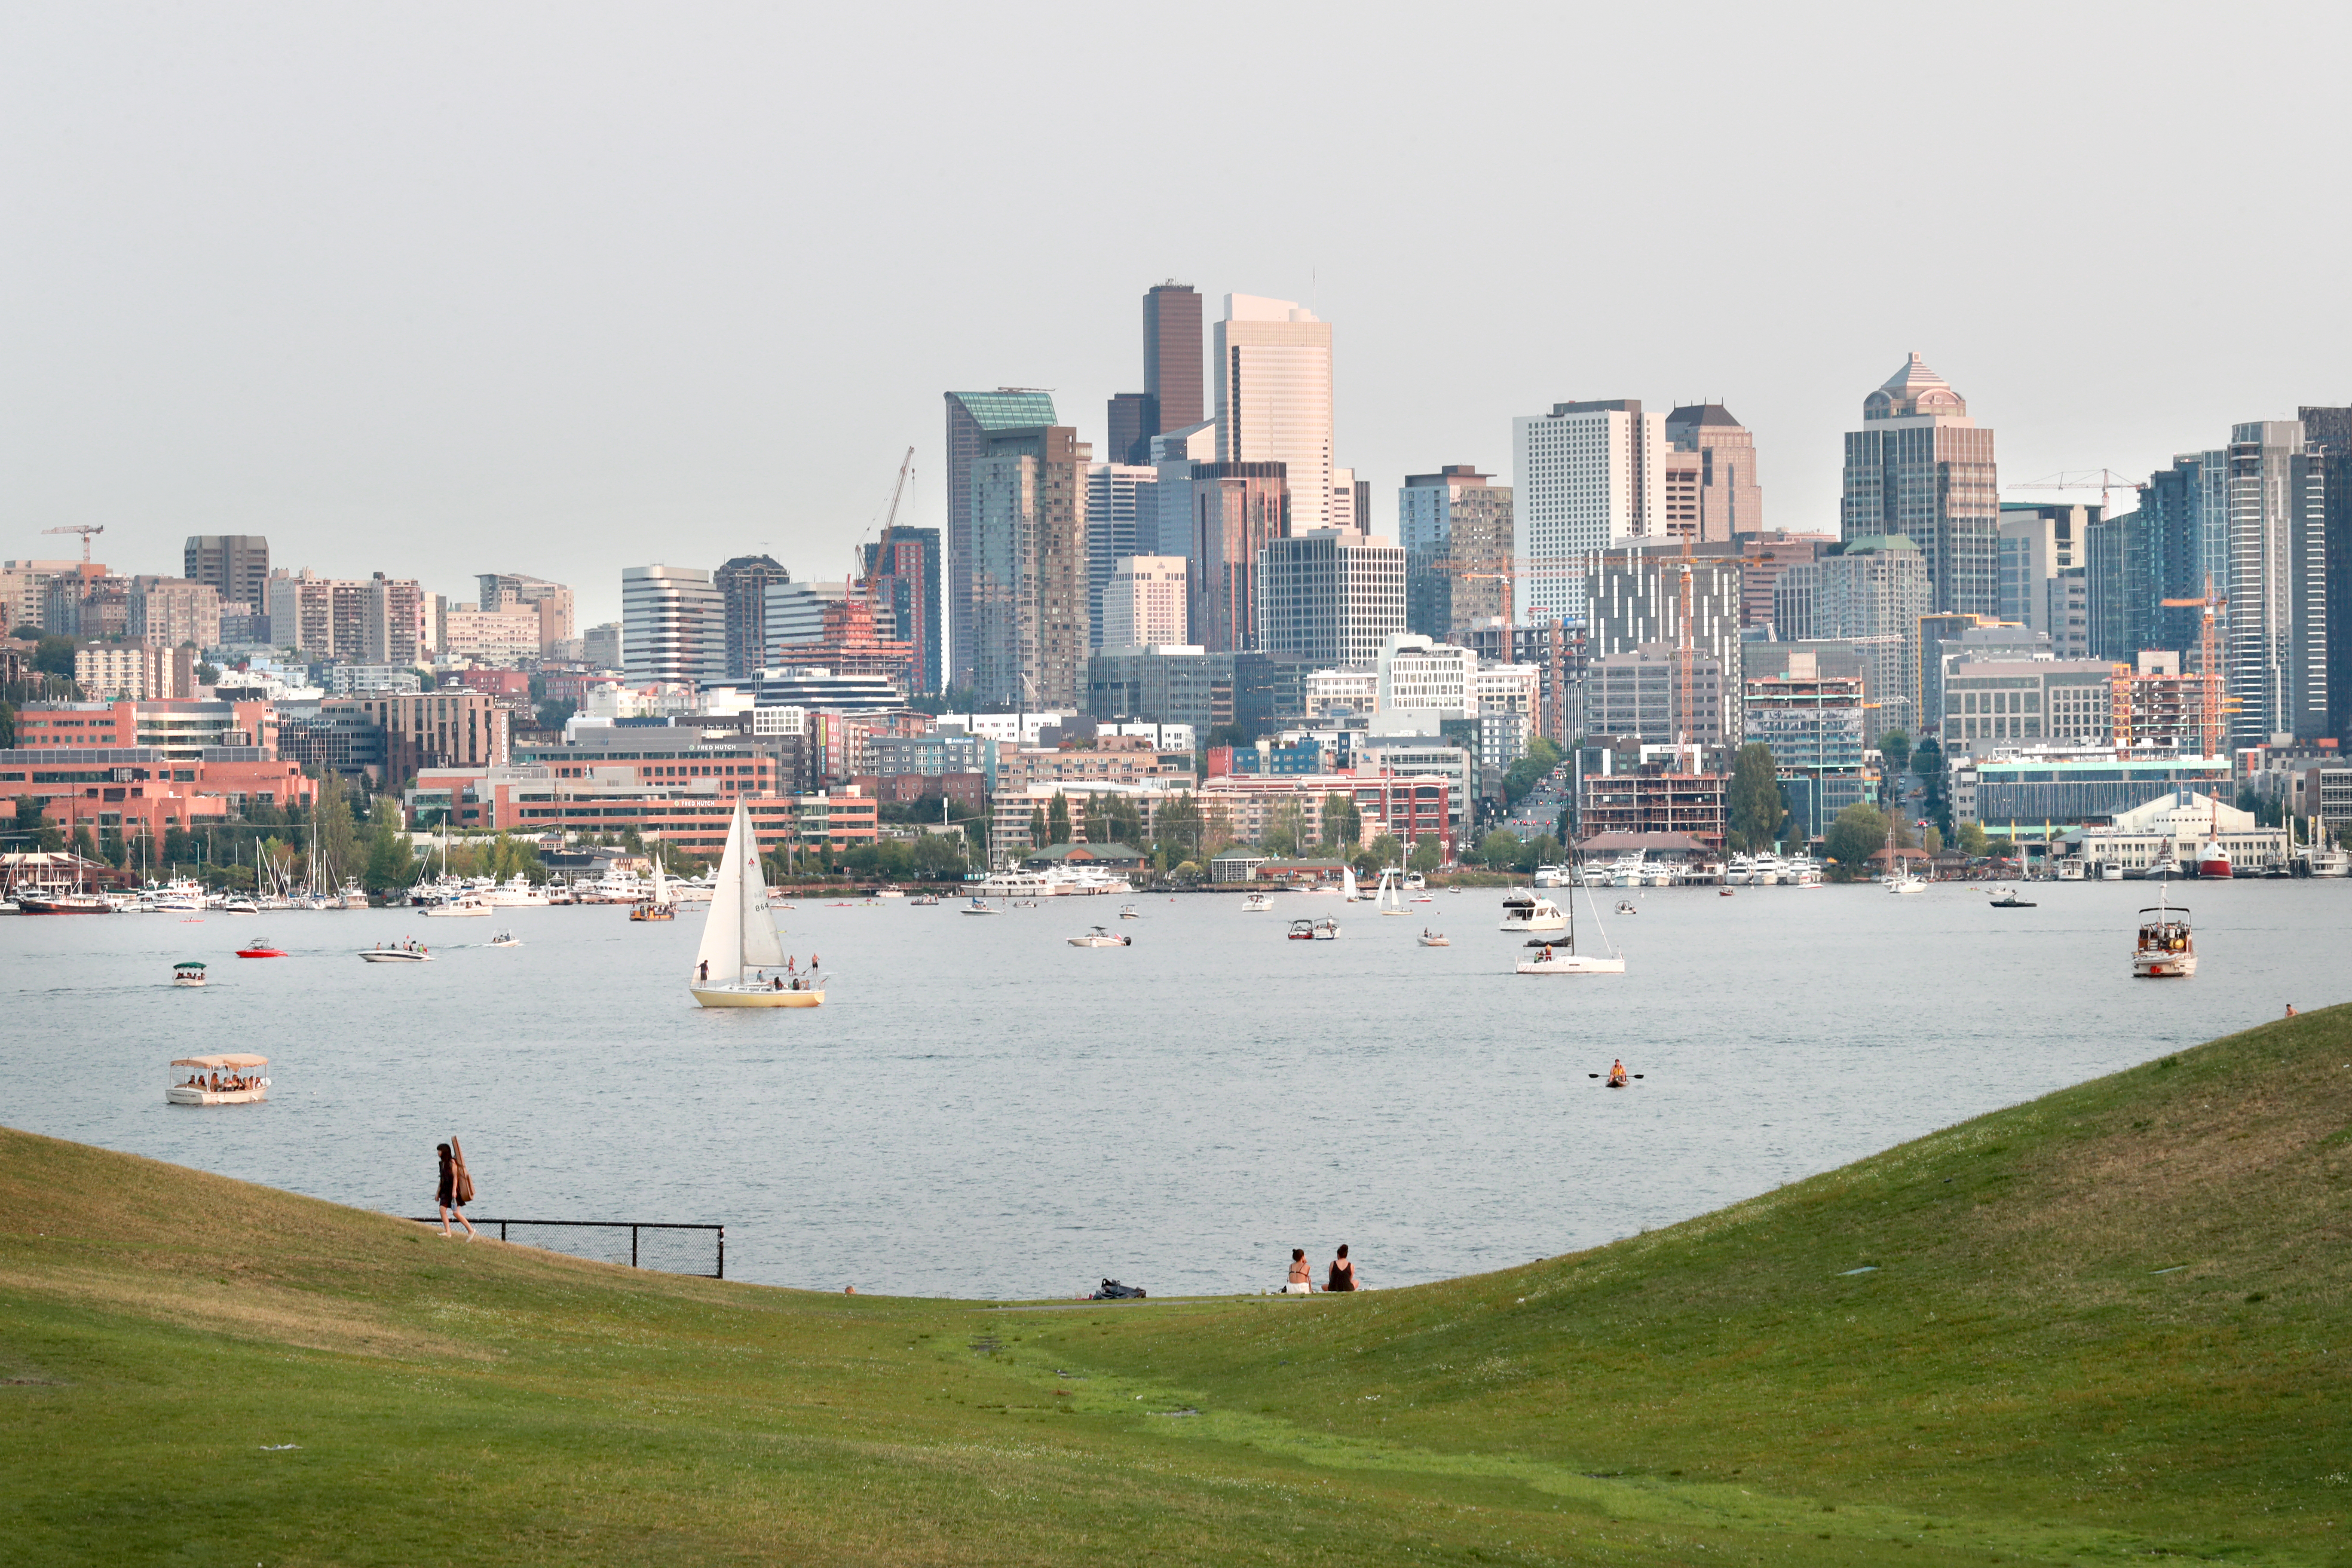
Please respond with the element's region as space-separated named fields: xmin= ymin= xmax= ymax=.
xmin=171 ymin=1053 xmax=268 ymax=1069
xmin=173 ymin=960 xmax=207 ymax=969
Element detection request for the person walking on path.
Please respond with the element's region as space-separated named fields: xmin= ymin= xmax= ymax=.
xmin=436 ymin=1139 xmax=477 ymax=1239
xmin=1326 ymin=1244 xmax=1360 ymax=1292
xmin=1284 ymin=1248 xmax=1315 ymax=1294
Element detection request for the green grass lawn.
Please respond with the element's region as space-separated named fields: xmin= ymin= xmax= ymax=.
xmin=5 ymin=1007 xmax=2349 ymax=1565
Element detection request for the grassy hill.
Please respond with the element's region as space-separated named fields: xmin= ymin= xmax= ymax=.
xmin=4 ymin=1007 xmax=2349 ymax=1565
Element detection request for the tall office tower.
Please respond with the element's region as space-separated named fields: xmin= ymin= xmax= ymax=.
xmin=1772 ymin=536 xmax=1931 ymax=736
xmin=1664 ymin=404 xmax=1765 ymax=540
xmin=1149 ymin=419 xmax=1218 ymax=559
xmin=476 ymin=572 xmax=576 ymax=651
xmin=2299 ymin=406 xmax=2352 ymax=741
xmin=622 ymin=565 xmax=727 ymax=686
xmin=2225 ymin=420 xmax=2329 ymax=743
xmin=1399 ymin=466 xmax=1514 ymax=637
xmin=1214 ymin=294 xmax=1335 ymax=532
xmin=1106 ymin=392 xmax=1155 ymax=466
xmin=944 ymin=389 xmax=1059 ymax=688
xmin=2085 ymin=510 xmax=2144 ymax=663
xmin=1513 ymin=399 xmax=1666 ymax=626
xmin=1187 ymin=462 xmax=1289 ymax=653
xmin=1144 ymin=282 xmax=1203 ymax=432
xmin=183 ymin=536 xmax=271 ymax=612
xmin=1256 ymin=530 xmax=1407 ymax=669
xmin=1840 ymin=354 xmax=1999 ymax=616
xmin=1086 ymin=463 xmax=1159 ymax=650
xmin=1583 ymin=545 xmax=1746 ymax=744
xmin=1997 ymin=502 xmax=2097 ymax=656
xmin=970 ymin=425 xmax=1090 ymax=709
xmin=713 ymin=554 xmax=790 ymax=678
xmin=1101 ymin=556 xmax=1189 ymax=650
xmin=862 ymin=525 xmax=942 ymax=694
xmin=2136 ymin=451 xmax=2230 ymax=657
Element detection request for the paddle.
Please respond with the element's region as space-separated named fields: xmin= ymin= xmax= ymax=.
xmin=1587 ymin=1073 xmax=1647 ymax=1079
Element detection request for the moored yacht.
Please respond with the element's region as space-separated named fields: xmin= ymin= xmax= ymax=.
xmin=2132 ymin=891 xmax=2196 ymax=978
xmin=1499 ymin=891 xmax=1568 ymax=933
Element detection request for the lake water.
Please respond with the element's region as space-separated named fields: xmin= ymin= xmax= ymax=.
xmin=4 ymin=879 xmax=2344 ymax=1298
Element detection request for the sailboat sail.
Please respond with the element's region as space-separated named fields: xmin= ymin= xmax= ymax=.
xmin=693 ymin=810 xmax=747 ymax=986
xmin=652 ymin=856 xmax=670 ymax=906
xmin=738 ymin=806 xmax=785 ymax=970
xmin=1342 ymin=865 xmax=1359 ymax=900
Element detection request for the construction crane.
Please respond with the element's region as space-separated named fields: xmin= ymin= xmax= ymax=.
xmin=43 ymin=524 xmax=103 ymax=562
xmin=2159 ymin=576 xmax=2230 ymax=758
xmin=852 ymin=446 xmax=917 ymax=600
xmin=2008 ymin=469 xmax=2144 ymax=513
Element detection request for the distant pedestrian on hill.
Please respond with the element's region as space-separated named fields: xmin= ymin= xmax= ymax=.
xmin=436 ymin=1140 xmax=477 ymax=1240
xmin=1284 ymin=1248 xmax=1314 ymax=1294
xmin=1326 ymin=1244 xmax=1359 ymax=1292
xmin=2286 ymin=1003 xmax=2298 ymax=1018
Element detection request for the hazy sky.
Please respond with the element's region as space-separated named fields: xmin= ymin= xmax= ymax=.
xmin=7 ymin=3 xmax=2349 ymax=625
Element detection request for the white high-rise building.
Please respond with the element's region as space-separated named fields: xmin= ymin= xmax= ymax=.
xmin=1255 ymin=529 xmax=1405 ymax=668
xmin=1216 ymin=294 xmax=1335 ymax=533
xmin=622 ymin=565 xmax=726 ymax=686
xmin=1101 ymin=556 xmax=1188 ymax=651
xmin=1512 ymin=399 xmax=1665 ymax=626
xmin=1376 ymin=633 xmax=1476 ymax=714
xmin=1087 ymin=463 xmax=1159 ymax=650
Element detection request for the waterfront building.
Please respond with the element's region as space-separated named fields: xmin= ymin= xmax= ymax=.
xmin=1216 ymin=294 xmax=1335 ymax=533
xmin=1585 ymin=544 xmax=1744 ymax=742
xmin=713 ymin=555 xmax=790 ymax=680
xmin=1101 ymin=558 xmax=1188 ymax=652
xmin=986 ymin=779 xmax=1191 ymax=866
xmin=1514 ymin=398 xmax=1666 ymax=625
xmin=2224 ymin=420 xmax=2330 ymax=744
xmin=863 ymin=525 xmax=942 ymax=695
xmin=1087 ymin=464 xmax=1159 ymax=650
xmin=74 ymin=643 xmax=196 ymax=701
xmin=2055 ymin=788 xmax=2286 ymax=872
xmin=2287 ymin=759 xmax=2352 ymax=835
xmin=329 ymin=689 xmax=509 ymax=784
xmin=1580 ymin=644 xmax=1727 ymax=747
xmin=1939 ymin=659 xmax=2117 ymax=756
xmin=1256 ymin=529 xmax=1407 ymax=670
xmin=1577 ymin=752 xmax=1728 ymax=851
xmin=1743 ymin=652 xmax=1870 ymax=837
xmin=1841 ymin=353 xmax=1999 ymax=616
xmin=183 ymin=536 xmax=270 ymax=615
xmin=278 ymin=707 xmax=387 ymax=783
xmin=1949 ymin=747 xmax=2231 ymax=833
xmin=1663 ymin=404 xmax=1765 ymax=540
xmin=944 ymin=389 xmax=1060 ymax=688
xmin=1 ymin=697 xmax=311 ymax=837
xmin=1400 ymin=466 xmax=1513 ymax=637
xmin=971 ymin=423 xmax=1090 ymax=709
xmin=1188 ymin=462 xmax=1289 ymax=653
xmin=622 ymin=565 xmax=726 ymax=686
xmin=1773 ymin=535 xmax=1928 ymax=736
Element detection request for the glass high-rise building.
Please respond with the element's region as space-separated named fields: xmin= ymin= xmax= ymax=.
xmin=1840 ymin=354 xmax=1998 ymax=617
xmin=862 ymin=526 xmax=941 ymax=695
xmin=1086 ymin=464 xmax=1159 ymax=651
xmin=970 ymin=425 xmax=1090 ymax=710
xmin=1215 ymin=295 xmax=1334 ymax=533
xmin=712 ymin=554 xmax=789 ymax=679
xmin=2225 ymin=420 xmax=2329 ymax=743
xmin=944 ymin=389 xmax=1058 ymax=690
xmin=1399 ymin=466 xmax=1513 ymax=638
xmin=1513 ymin=399 xmax=1666 ymax=628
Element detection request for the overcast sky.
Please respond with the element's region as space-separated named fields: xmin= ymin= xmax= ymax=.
xmin=6 ymin=2 xmax=2349 ymax=625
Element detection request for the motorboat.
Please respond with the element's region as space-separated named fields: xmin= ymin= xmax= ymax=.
xmin=1405 ymin=872 xmax=1427 ymax=892
xmin=168 ymin=1053 xmax=267 ymax=1106
xmin=875 ymin=886 xmax=905 ymax=899
xmin=486 ymin=931 xmax=522 ymax=948
xmin=1118 ymin=904 xmax=1141 ymax=919
xmin=2099 ymin=864 xmax=2124 ymax=881
xmin=1607 ymin=852 xmax=1647 ymax=888
xmin=1410 ymin=892 xmax=1434 ymax=904
xmin=236 ymin=938 xmax=288 ymax=958
xmin=1287 ymin=917 xmax=1316 ymax=941
xmin=1531 ymin=864 xmax=1569 ymax=888
xmin=172 ymin=960 xmax=208 ymax=987
xmin=484 ymin=873 xmax=549 ymax=907
xmin=961 ymin=897 xmax=999 ymax=915
xmin=2055 ymin=858 xmax=2086 ymax=881
xmin=1723 ymin=855 xmax=1753 ymax=886
xmin=358 ymin=941 xmax=432 ymax=962
xmin=1615 ymin=900 xmax=1638 ymax=915
xmin=910 ymin=893 xmax=941 ymax=906
xmin=337 ymin=882 xmax=371 ymax=910
xmin=976 ymin=870 xmax=1056 ymax=900
xmin=16 ymin=892 xmax=116 ymax=914
xmin=1242 ymin=892 xmax=1274 ymax=911
xmin=688 ymin=800 xmax=819 ymax=1008
xmin=1988 ymin=888 xmax=2037 ymax=908
xmin=423 ymin=893 xmax=492 ymax=918
xmin=1884 ymin=873 xmax=1927 ymax=894
xmin=1311 ymin=917 xmax=1340 ymax=940
xmin=1746 ymin=853 xmax=1785 ymax=886
xmin=2146 ymin=853 xmax=2185 ymax=880
xmin=1784 ymin=857 xmax=1824 ymax=887
xmin=1719 ymin=886 xmax=1736 ymax=897
xmin=2300 ymin=845 xmax=2351 ymax=878
xmin=1416 ymin=929 xmax=1450 ymax=947
xmin=1068 ymin=925 xmax=1132 ymax=948
xmin=2132 ymin=891 xmax=2196 ymax=978
xmin=1499 ymin=892 xmax=1568 ymax=933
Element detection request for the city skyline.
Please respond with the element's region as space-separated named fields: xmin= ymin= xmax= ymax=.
xmin=8 ymin=7 xmax=2347 ymax=627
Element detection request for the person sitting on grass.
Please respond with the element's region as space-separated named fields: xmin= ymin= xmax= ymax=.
xmin=1285 ymin=1249 xmax=1314 ymax=1294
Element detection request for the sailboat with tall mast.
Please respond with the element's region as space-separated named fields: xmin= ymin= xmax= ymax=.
xmin=688 ymin=800 xmax=817 ymax=1008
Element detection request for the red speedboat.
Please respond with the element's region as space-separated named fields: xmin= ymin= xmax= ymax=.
xmin=235 ymin=938 xmax=288 ymax=959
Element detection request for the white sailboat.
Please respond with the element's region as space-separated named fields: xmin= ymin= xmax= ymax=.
xmin=688 ymin=801 xmax=817 ymax=1008
xmin=1341 ymin=864 xmax=1366 ymax=902
xmin=1375 ymin=866 xmax=1407 ymax=915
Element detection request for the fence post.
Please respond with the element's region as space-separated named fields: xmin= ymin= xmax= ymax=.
xmin=631 ymin=1225 xmax=639 ymax=1268
xmin=717 ymin=1226 xmax=725 ymax=1280
xmin=501 ymin=1220 xmax=508 ymax=1242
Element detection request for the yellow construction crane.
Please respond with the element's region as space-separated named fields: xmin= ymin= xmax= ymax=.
xmin=2159 ymin=576 xmax=2231 ymax=758
xmin=42 ymin=524 xmax=103 ymax=562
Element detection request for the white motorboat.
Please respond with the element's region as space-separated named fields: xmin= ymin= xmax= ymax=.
xmin=1242 ymin=892 xmax=1273 ymax=911
xmin=1118 ymin=904 xmax=1141 ymax=919
xmin=358 ymin=942 xmax=433 ymax=962
xmin=486 ymin=931 xmax=521 ymax=948
xmin=423 ymin=893 xmax=492 ymax=917
xmin=337 ymin=882 xmax=370 ymax=910
xmin=1746 ymin=853 xmax=1785 ymax=886
xmin=1531 ymin=864 xmax=1569 ymax=888
xmin=2132 ymin=888 xmax=2196 ymax=978
xmin=2099 ymin=864 xmax=2124 ymax=881
xmin=976 ymin=870 xmax=1056 ymax=899
xmin=219 ymin=896 xmax=260 ymax=916
xmin=1068 ymin=925 xmax=1132 ymax=948
xmin=875 ymin=886 xmax=905 ymax=899
xmin=2055 ymin=858 xmax=2086 ymax=881
xmin=172 ymin=960 xmax=208 ymax=987
xmin=688 ymin=800 xmax=818 ymax=1007
xmin=1784 ymin=857 xmax=1824 ymax=887
xmin=1311 ymin=917 xmax=1340 ymax=940
xmin=1416 ymin=929 xmax=1450 ymax=947
xmin=1499 ymin=891 xmax=1568 ymax=933
xmin=1607 ymin=852 xmax=1647 ymax=888
xmin=167 ymin=1053 xmax=267 ymax=1105
xmin=484 ymin=873 xmax=549 ymax=908
xmin=961 ymin=897 xmax=999 ymax=915
xmin=1885 ymin=872 xmax=1927 ymax=894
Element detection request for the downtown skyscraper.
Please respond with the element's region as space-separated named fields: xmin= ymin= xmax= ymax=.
xmin=969 ymin=423 xmax=1090 ymax=710
xmin=1840 ymin=354 xmax=1999 ymax=617
xmin=1512 ymin=399 xmax=1666 ymax=627
xmin=945 ymin=389 xmax=1058 ymax=690
xmin=1214 ymin=294 xmax=1335 ymax=533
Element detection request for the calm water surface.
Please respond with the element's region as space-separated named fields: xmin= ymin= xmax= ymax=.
xmin=4 ymin=880 xmax=2344 ymax=1297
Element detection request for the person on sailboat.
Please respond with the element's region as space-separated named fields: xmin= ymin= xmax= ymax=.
xmin=698 ymin=959 xmax=709 ymax=983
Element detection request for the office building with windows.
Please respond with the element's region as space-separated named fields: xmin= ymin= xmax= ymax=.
xmin=622 ymin=564 xmax=726 ymax=686
xmin=1663 ymin=403 xmax=1765 ymax=539
xmin=1188 ymin=462 xmax=1289 ymax=654
xmin=1841 ymin=354 xmax=1998 ymax=616
xmin=1102 ymin=556 xmax=1188 ymax=651
xmin=1215 ymin=294 xmax=1335 ymax=533
xmin=1255 ymin=530 xmax=1406 ymax=671
xmin=1400 ymin=465 xmax=1513 ymax=637
xmin=862 ymin=525 xmax=941 ymax=695
xmin=944 ymin=389 xmax=1059 ymax=688
xmin=1773 ymin=535 xmax=1929 ymax=737
xmin=2225 ymin=420 xmax=2330 ymax=743
xmin=1514 ymin=399 xmax=1665 ymax=625
xmin=970 ymin=424 xmax=1090 ymax=709
xmin=1086 ymin=463 xmax=1158 ymax=650
xmin=183 ymin=535 xmax=271 ymax=615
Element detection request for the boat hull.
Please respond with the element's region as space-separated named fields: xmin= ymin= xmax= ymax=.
xmin=17 ymin=896 xmax=115 ymax=914
xmin=2132 ymin=953 xmax=2197 ymax=978
xmin=166 ymin=1087 xmax=265 ymax=1105
xmin=690 ymin=985 xmax=824 ymax=1008
xmin=1516 ymin=956 xmax=1627 ymax=974
xmin=358 ymin=950 xmax=431 ymax=962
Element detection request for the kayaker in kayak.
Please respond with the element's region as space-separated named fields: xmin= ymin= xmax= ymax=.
xmin=1607 ymin=1058 xmax=1629 ymax=1087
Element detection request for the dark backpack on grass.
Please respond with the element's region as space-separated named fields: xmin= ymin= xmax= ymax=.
xmin=1092 ymin=1278 xmax=1146 ymax=1300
